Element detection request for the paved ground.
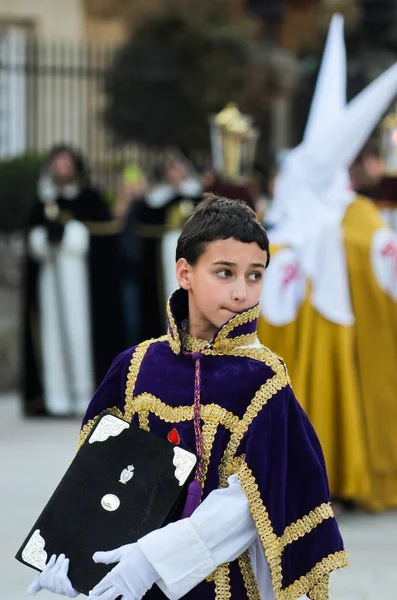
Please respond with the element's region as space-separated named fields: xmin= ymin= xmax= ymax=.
xmin=1 ymin=394 xmax=396 ymax=600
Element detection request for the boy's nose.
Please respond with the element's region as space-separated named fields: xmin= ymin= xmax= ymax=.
xmin=232 ymin=280 xmax=247 ymax=303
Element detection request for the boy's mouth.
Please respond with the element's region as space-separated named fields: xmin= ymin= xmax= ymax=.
xmin=221 ymin=308 xmax=239 ymax=317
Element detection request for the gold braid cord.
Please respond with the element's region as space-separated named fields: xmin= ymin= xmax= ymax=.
xmin=307 ymin=575 xmax=330 ymax=600
xmin=166 ymin=300 xmax=181 ymax=355
xmin=138 ymin=410 xmax=150 ymax=431
xmin=231 ymin=458 xmax=348 ymax=600
xmin=238 ymin=551 xmax=261 ymax=600
xmin=214 ymin=564 xmax=232 ymax=600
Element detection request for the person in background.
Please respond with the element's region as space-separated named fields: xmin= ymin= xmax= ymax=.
xmin=135 ymin=152 xmax=202 ymax=340
xmin=21 ymin=144 xmax=124 ymax=417
xmin=349 ymin=139 xmax=397 ymax=231
xmin=113 ymin=164 xmax=147 ymax=347
xmin=258 ymin=14 xmax=397 ymax=511
xmin=349 ymin=140 xmax=385 ymax=198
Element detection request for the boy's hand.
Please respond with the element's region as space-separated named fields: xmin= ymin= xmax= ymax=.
xmin=27 ymin=554 xmax=79 ymax=597
xmin=88 ymin=543 xmax=157 ymax=600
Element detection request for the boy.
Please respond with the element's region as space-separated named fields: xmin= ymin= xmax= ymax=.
xmin=28 ymin=195 xmax=348 ymax=600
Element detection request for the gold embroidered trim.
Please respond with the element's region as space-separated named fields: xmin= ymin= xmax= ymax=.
xmin=215 ymin=304 xmax=260 ymax=342
xmin=124 ymin=337 xmax=167 ymax=421
xmin=78 ymin=338 xmax=166 ymax=452
xmin=214 ymin=564 xmax=232 ymax=600
xmin=281 ymin=503 xmax=334 ymax=549
xmin=307 ymin=574 xmax=330 ymax=600
xmin=238 ymin=551 xmax=261 ymax=600
xmin=219 ymin=362 xmax=288 ymax=486
xmin=181 ymin=330 xmax=259 ymax=355
xmin=129 ymin=394 xmax=231 ymax=489
xmin=167 ymin=295 xmax=260 ymax=356
xmin=130 ymin=393 xmax=241 ymax=431
xmin=180 ymin=327 xmax=258 ymax=356
xmin=220 ymin=345 xmax=288 ymax=377
xmin=166 ymin=298 xmax=181 ymax=355
xmin=234 ymin=459 xmax=348 ymax=599
xmin=200 ymin=419 xmax=219 ymax=486
xmin=181 ymin=330 xmax=208 ymax=353
xmin=76 ymin=406 xmax=123 ymax=451
xmin=285 ymin=554 xmax=347 ymax=600
xmin=138 ymin=410 xmax=150 ymax=432
xmin=235 ymin=460 xmax=282 ymax=594
xmin=214 ymin=333 xmax=258 ymax=353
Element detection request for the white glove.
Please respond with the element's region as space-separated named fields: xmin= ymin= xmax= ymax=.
xmin=27 ymin=554 xmax=79 ymax=597
xmin=29 ymin=226 xmax=50 ymax=262
xmin=88 ymin=543 xmax=158 ymax=600
xmin=62 ymin=221 xmax=90 ymax=257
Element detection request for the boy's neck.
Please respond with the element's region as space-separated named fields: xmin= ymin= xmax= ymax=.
xmin=186 ymin=295 xmax=217 ymax=342
xmin=187 ymin=316 xmax=216 ymax=343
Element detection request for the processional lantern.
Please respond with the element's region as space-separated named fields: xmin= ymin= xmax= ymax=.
xmin=209 ymin=103 xmax=259 ymax=179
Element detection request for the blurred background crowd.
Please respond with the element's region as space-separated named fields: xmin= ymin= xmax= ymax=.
xmin=1 ymin=1 xmax=397 ymax=597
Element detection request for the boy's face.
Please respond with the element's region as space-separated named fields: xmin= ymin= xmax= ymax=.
xmin=176 ymin=238 xmax=267 ymax=339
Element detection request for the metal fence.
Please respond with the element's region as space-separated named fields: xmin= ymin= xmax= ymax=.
xmin=0 ymin=30 xmax=163 ymax=192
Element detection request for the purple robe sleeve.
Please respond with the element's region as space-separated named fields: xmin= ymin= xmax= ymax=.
xmin=232 ymin=384 xmax=348 ymax=600
xmin=77 ymin=347 xmax=135 ymax=449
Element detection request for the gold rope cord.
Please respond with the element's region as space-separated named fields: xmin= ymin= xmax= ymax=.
xmin=214 ymin=563 xmax=232 ymax=600
xmin=238 ymin=551 xmax=261 ymax=600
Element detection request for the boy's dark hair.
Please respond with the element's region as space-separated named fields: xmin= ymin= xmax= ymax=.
xmin=176 ymin=193 xmax=270 ymax=267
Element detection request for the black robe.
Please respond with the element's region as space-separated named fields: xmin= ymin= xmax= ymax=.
xmin=135 ymin=191 xmax=201 ymax=342
xmin=21 ymin=187 xmax=125 ymax=416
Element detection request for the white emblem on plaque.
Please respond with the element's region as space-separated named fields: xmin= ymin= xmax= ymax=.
xmin=119 ymin=465 xmax=135 ymax=484
xmin=22 ymin=529 xmax=48 ymax=571
xmin=89 ymin=415 xmax=130 ymax=444
xmin=101 ymin=494 xmax=120 ymax=512
xmin=173 ymin=447 xmax=197 ymax=486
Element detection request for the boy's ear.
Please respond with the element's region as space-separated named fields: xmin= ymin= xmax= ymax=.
xmin=176 ymin=258 xmax=192 ymax=290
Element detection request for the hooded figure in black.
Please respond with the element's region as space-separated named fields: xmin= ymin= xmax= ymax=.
xmin=21 ymin=144 xmax=124 ymax=417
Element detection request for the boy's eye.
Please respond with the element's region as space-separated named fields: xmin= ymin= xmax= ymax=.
xmin=217 ymin=269 xmax=231 ymax=278
xmin=248 ymin=272 xmax=262 ymax=282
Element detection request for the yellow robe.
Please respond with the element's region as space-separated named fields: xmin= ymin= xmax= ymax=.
xmin=259 ymin=196 xmax=397 ymax=510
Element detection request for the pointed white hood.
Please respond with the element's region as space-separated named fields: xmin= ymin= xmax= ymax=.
xmin=263 ymin=14 xmax=397 ymax=328
xmin=304 ymin=13 xmax=346 ymax=145
xmin=270 ymin=22 xmax=397 ymax=248
xmin=262 ymin=14 xmax=354 ymax=326
xmin=270 ymin=13 xmax=350 ymax=247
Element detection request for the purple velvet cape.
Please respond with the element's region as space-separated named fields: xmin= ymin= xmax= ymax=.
xmin=80 ymin=289 xmax=348 ymax=600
